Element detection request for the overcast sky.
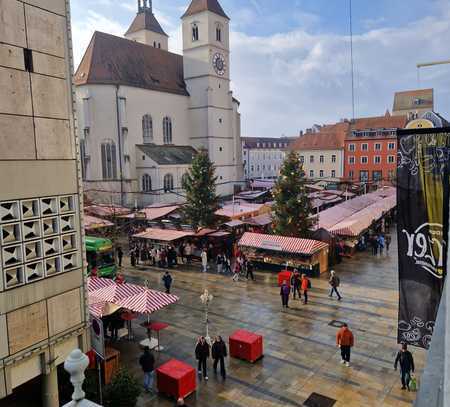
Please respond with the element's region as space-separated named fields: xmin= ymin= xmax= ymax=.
xmin=70 ymin=0 xmax=450 ymax=138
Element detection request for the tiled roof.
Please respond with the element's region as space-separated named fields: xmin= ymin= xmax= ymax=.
xmin=137 ymin=145 xmax=197 ymax=165
xmin=125 ymin=9 xmax=168 ymax=36
xmin=393 ymin=88 xmax=433 ymax=112
xmin=350 ymin=115 xmax=408 ymax=131
xmin=74 ymin=31 xmax=189 ymax=96
xmin=242 ymin=137 xmax=297 ymax=149
xmin=182 ymin=0 xmax=229 ymax=19
xmin=291 ymin=123 xmax=349 ymax=151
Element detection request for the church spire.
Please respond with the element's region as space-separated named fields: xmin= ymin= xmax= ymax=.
xmin=138 ymin=0 xmax=152 ymax=13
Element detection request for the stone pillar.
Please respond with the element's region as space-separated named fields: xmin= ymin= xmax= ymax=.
xmin=42 ymin=368 xmax=59 ymax=407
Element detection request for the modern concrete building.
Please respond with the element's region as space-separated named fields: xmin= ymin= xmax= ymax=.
xmin=0 ymin=0 xmax=88 ymax=406
xmin=75 ymin=0 xmax=243 ymax=207
xmin=242 ymin=137 xmax=295 ymax=180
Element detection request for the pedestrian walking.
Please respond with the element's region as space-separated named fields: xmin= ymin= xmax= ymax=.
xmin=280 ymin=280 xmax=290 ymax=308
xmin=212 ymin=336 xmax=227 ymax=380
xmin=291 ymin=269 xmax=301 ymax=300
xmin=371 ymin=235 xmax=379 ymax=256
xmin=232 ymin=261 xmax=240 ymax=281
xmin=162 ymin=271 xmax=173 ymax=294
xmin=201 ymin=249 xmax=208 ymax=273
xmin=385 ymin=234 xmax=392 ymax=253
xmin=195 ymin=336 xmax=210 ymax=380
xmin=378 ymin=235 xmax=385 ymax=255
xmin=394 ymin=343 xmax=415 ymax=391
xmin=130 ymin=249 xmax=136 ymax=267
xmin=216 ymin=253 xmax=223 ymax=274
xmin=139 ymin=346 xmax=155 ymax=393
xmin=328 ymin=270 xmax=342 ymax=301
xmin=117 ymin=246 xmax=123 ymax=267
xmin=223 ymin=255 xmax=232 ymax=274
xmin=336 ymin=323 xmax=354 ymax=367
xmin=301 ymin=274 xmax=310 ymax=304
xmin=246 ymin=260 xmax=255 ymax=281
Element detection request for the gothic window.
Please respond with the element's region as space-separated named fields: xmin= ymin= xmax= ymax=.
xmin=192 ymin=24 xmax=199 ymax=41
xmin=142 ymin=114 xmax=153 ymax=144
xmin=163 ymin=117 xmax=173 ymax=144
xmin=164 ymin=174 xmax=174 ymax=192
xmin=216 ymin=25 xmax=222 ymax=42
xmin=142 ymin=174 xmax=152 ymax=192
xmin=101 ymin=140 xmax=117 ymax=180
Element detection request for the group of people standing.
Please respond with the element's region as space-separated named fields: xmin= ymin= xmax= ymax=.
xmin=280 ymin=270 xmax=311 ymax=308
xmin=369 ymin=234 xmax=391 ymax=256
xmin=129 ymin=244 xmax=178 ymax=268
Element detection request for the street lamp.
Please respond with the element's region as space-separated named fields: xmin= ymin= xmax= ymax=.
xmin=200 ymin=289 xmax=213 ymax=345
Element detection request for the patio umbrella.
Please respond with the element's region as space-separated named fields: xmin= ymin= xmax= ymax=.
xmin=89 ymin=281 xmax=145 ymax=303
xmin=116 ymin=289 xmax=178 ymax=315
xmin=87 ymin=276 xmax=115 ymax=292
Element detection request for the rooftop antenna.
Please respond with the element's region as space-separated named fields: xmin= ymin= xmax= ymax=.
xmin=349 ymin=0 xmax=355 ymax=120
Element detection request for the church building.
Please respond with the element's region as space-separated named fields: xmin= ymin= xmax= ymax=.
xmin=74 ymin=0 xmax=243 ymax=207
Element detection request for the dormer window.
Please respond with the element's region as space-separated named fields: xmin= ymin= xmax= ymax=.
xmin=192 ymin=24 xmax=199 ymax=42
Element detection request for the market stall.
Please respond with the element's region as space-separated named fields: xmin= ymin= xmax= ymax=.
xmin=238 ymin=232 xmax=329 ymax=277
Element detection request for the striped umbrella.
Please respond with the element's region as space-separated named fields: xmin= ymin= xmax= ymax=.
xmin=89 ymin=282 xmax=145 ymax=303
xmin=116 ymin=289 xmax=179 ymax=315
xmin=87 ymin=276 xmax=115 ymax=292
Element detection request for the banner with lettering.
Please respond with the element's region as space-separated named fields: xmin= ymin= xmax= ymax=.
xmin=397 ymin=128 xmax=450 ymax=349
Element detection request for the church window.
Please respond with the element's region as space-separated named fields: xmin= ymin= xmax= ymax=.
xmin=163 ymin=117 xmax=173 ymax=144
xmin=192 ymin=24 xmax=199 ymax=42
xmin=158 ymin=43 xmax=161 ymax=48
xmin=219 ymin=147 xmax=223 ymax=152
xmin=101 ymin=140 xmax=117 ymax=180
xmin=219 ymin=118 xmax=222 ymax=123
xmin=153 ymin=41 xmax=156 ymax=47
xmin=216 ymin=27 xmax=222 ymax=42
xmin=142 ymin=114 xmax=153 ymax=143
xmin=164 ymin=173 xmax=174 ymax=192
xmin=142 ymin=174 xmax=152 ymax=192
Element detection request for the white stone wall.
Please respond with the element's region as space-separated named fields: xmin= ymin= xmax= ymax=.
xmin=125 ymin=29 xmax=168 ymax=50
xmin=295 ymin=149 xmax=344 ymax=179
xmin=243 ymin=148 xmax=287 ymax=179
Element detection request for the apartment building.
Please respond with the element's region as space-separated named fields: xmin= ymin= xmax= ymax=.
xmin=0 ymin=1 xmax=88 ymax=406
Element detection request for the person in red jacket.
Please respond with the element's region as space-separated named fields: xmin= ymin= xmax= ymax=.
xmin=301 ymin=274 xmax=310 ymax=304
xmin=336 ymin=323 xmax=354 ymax=366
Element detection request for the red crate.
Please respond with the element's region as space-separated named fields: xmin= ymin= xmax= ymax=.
xmin=156 ymin=359 xmax=196 ymax=399
xmin=278 ymin=270 xmax=292 ymax=287
xmin=229 ymin=329 xmax=263 ymax=363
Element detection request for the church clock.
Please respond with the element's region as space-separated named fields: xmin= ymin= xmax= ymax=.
xmin=212 ymin=53 xmax=226 ymax=76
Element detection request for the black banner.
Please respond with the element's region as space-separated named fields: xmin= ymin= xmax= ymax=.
xmin=397 ymin=128 xmax=450 ymax=349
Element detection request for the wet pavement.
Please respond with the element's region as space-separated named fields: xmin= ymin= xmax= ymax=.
xmin=113 ymin=228 xmax=425 ymax=407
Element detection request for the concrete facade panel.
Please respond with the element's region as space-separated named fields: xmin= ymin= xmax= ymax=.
xmin=0 ymin=269 xmax=83 ymax=314
xmin=54 ymin=335 xmax=78 ymax=366
xmin=22 ymin=0 xmax=66 ymax=16
xmin=0 ymin=44 xmax=25 ymax=70
xmin=0 ymin=367 xmax=5 ymax=399
xmin=31 ymin=74 xmax=69 ymax=119
xmin=0 ymin=114 xmax=36 ymax=160
xmin=0 ymin=67 xmax=32 ymax=116
xmin=32 ymin=51 xmax=66 ymax=79
xmin=47 ymin=288 xmax=82 ymax=336
xmin=0 ymin=315 xmax=8 ymax=359
xmin=35 ymin=118 xmax=73 ymax=159
xmin=24 ymin=4 xmax=65 ymax=57
xmin=9 ymin=353 xmax=42 ymax=389
xmin=0 ymin=0 xmax=26 ymax=48
xmin=7 ymin=301 xmax=48 ymax=354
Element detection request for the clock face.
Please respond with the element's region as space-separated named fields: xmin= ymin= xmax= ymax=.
xmin=212 ymin=53 xmax=226 ymax=76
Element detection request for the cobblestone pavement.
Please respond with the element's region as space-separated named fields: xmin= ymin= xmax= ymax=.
xmin=113 ymin=229 xmax=425 ymax=407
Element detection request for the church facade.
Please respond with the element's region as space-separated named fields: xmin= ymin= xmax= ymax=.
xmin=74 ymin=0 xmax=243 ymax=207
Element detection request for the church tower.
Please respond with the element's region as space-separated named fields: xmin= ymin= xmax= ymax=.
xmin=125 ymin=0 xmax=169 ymax=50
xmin=182 ymin=0 xmax=241 ymax=196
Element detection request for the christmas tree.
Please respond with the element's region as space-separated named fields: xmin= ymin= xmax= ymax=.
xmin=272 ymin=151 xmax=316 ymax=237
xmin=182 ymin=149 xmax=219 ymax=229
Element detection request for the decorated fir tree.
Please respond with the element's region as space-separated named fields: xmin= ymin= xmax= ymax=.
xmin=272 ymin=151 xmax=316 ymax=237
xmin=182 ymin=149 xmax=219 ymax=229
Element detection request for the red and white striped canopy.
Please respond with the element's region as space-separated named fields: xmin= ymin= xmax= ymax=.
xmin=90 ymin=282 xmax=147 ymax=303
xmin=88 ymin=276 xmax=116 ymax=292
xmin=116 ymin=290 xmax=179 ymax=314
xmin=238 ymin=232 xmax=328 ymax=256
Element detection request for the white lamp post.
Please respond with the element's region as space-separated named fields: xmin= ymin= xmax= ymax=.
xmin=200 ymin=289 xmax=213 ymax=345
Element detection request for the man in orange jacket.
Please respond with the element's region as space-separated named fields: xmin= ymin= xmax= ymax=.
xmin=336 ymin=323 xmax=354 ymax=367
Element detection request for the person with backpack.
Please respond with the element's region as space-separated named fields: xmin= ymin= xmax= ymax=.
xmin=139 ymin=346 xmax=155 ymax=393
xmin=280 ymin=280 xmax=290 ymax=308
xmin=394 ymin=343 xmax=415 ymax=391
xmin=329 ymin=270 xmax=342 ymax=301
xmin=291 ymin=270 xmax=301 ymax=300
xmin=301 ymin=274 xmax=310 ymax=304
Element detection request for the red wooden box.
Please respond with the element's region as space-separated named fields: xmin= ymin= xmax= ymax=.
xmin=278 ymin=270 xmax=292 ymax=287
xmin=156 ymin=359 xmax=196 ymax=399
xmin=229 ymin=329 xmax=263 ymax=363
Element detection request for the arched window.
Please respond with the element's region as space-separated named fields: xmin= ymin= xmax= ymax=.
xmin=192 ymin=24 xmax=199 ymax=41
xmin=216 ymin=23 xmax=222 ymax=42
xmin=163 ymin=174 xmax=174 ymax=192
xmin=142 ymin=174 xmax=152 ymax=192
xmin=142 ymin=114 xmax=153 ymax=143
xmin=163 ymin=117 xmax=172 ymax=144
xmin=100 ymin=140 xmax=117 ymax=180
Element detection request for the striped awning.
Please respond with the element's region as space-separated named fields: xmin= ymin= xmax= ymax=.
xmin=88 ymin=276 xmax=116 ymax=291
xmin=89 ymin=282 xmax=146 ymax=303
xmin=116 ymin=290 xmax=178 ymax=315
xmin=238 ymin=232 xmax=328 ymax=256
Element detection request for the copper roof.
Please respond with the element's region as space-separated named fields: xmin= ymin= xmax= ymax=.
xmin=182 ymin=0 xmax=229 ymax=20
xmin=350 ymin=114 xmax=407 ymax=131
xmin=393 ymin=88 xmax=433 ymax=112
xmin=291 ymin=122 xmax=349 ymax=151
xmin=74 ymin=31 xmax=189 ymax=96
xmin=125 ymin=9 xmax=168 ymax=36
